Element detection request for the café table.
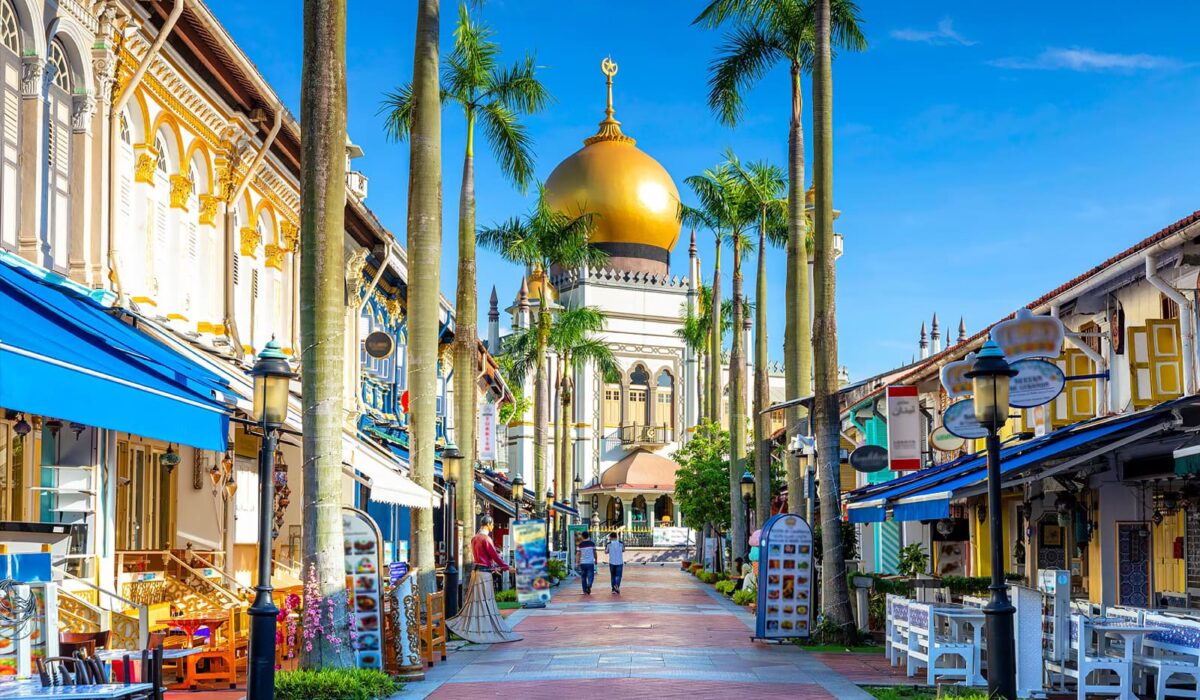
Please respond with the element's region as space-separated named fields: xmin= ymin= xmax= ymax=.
xmin=0 ymin=680 xmax=154 ymax=700
xmin=154 ymin=616 xmax=226 ymax=648
xmin=1087 ymin=620 xmax=1163 ymax=700
xmin=95 ymin=648 xmax=205 ymax=684
xmin=934 ymin=605 xmax=987 ymax=686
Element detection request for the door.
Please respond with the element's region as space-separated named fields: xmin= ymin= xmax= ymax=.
xmin=1116 ymin=522 xmax=1152 ymax=607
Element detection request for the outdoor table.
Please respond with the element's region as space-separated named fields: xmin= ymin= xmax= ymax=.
xmin=934 ymin=605 xmax=986 ymax=686
xmin=0 ymin=680 xmax=153 ymax=700
xmin=96 ymin=648 xmax=205 ymax=683
xmin=1087 ymin=620 xmax=1162 ymax=700
xmin=154 ymin=616 xmax=226 ymax=648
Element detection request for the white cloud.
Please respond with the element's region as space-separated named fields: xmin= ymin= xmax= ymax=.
xmin=890 ymin=18 xmax=976 ymax=47
xmin=990 ymin=47 xmax=1189 ymax=72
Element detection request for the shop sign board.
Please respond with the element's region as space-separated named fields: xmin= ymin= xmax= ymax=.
xmin=849 ymin=445 xmax=889 ymax=473
xmin=342 ymin=507 xmax=383 ymax=669
xmin=1008 ymin=358 xmax=1066 ymax=408
xmin=363 ymin=331 xmax=395 ymax=360
xmin=940 ymin=353 xmax=977 ymax=398
xmin=991 ymin=309 xmax=1065 ymax=363
xmin=886 ymin=386 xmax=922 ymax=470
xmin=478 ymin=402 xmax=497 ymax=462
xmin=929 ymin=425 xmax=966 ymax=452
xmin=703 ymin=537 xmax=717 ymax=572
xmin=512 ymin=520 xmax=551 ymax=605
xmin=943 ymin=399 xmax=987 ymax=440
xmin=652 ymin=526 xmax=693 ymax=547
xmin=754 ymin=514 xmax=814 ymax=640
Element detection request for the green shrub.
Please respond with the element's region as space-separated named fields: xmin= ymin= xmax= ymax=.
xmin=546 ymin=559 xmax=568 ymax=581
xmin=494 ymin=588 xmax=517 ymax=603
xmin=689 ymin=564 xmax=703 ymax=575
xmin=275 ymin=668 xmax=397 ymax=700
xmin=731 ymin=589 xmax=756 ymax=606
xmin=714 ymin=580 xmax=736 ymax=596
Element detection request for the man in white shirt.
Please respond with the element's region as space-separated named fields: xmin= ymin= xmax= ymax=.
xmin=604 ymin=532 xmax=625 ymax=594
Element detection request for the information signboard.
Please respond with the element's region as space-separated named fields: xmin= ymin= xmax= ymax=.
xmin=886 ymin=385 xmax=922 ymax=470
xmin=754 ymin=514 xmax=814 ymax=640
xmin=512 ymin=520 xmax=551 ymax=605
xmin=342 ymin=507 xmax=383 ymax=669
xmin=479 ymin=403 xmax=497 ymax=462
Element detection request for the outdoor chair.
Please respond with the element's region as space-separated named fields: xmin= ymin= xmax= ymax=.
xmin=905 ymin=602 xmax=975 ymax=686
xmin=1134 ymin=612 xmax=1200 ymax=699
xmin=885 ymin=594 xmax=910 ymax=667
xmin=1046 ymin=614 xmax=1132 ymax=699
xmin=183 ymin=611 xmax=238 ymax=689
xmin=419 ymin=591 xmax=448 ymax=667
xmin=36 ymin=656 xmax=90 ymax=686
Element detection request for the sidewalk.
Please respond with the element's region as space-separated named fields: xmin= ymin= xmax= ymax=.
xmin=397 ymin=565 xmax=876 ymax=699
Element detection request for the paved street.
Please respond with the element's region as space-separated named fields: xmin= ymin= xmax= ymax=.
xmin=399 ymin=566 xmax=874 ymax=699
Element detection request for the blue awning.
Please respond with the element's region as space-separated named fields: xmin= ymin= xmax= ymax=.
xmin=475 ymin=482 xmax=516 ymax=517
xmin=0 ymin=259 xmax=230 ymax=450
xmin=553 ymin=500 xmax=579 ymax=517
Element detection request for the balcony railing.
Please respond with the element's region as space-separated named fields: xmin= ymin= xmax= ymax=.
xmin=619 ymin=423 xmax=672 ymax=448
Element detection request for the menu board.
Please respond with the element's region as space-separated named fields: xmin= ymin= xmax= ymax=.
xmin=342 ymin=507 xmax=383 ymax=669
xmin=754 ymin=514 xmax=814 ymax=640
xmin=512 ymin=520 xmax=551 ymax=605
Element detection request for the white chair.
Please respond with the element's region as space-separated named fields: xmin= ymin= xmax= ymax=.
xmin=1050 ymin=614 xmax=1133 ymax=699
xmin=1135 ymin=613 xmax=1200 ymax=699
xmin=905 ymin=602 xmax=974 ymax=686
xmin=885 ymin=595 xmax=910 ymax=667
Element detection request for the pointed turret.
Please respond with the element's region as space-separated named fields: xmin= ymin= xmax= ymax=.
xmin=919 ymin=321 xmax=929 ymax=359
xmin=518 ymin=276 xmax=529 ymax=309
xmin=931 ymin=313 xmax=941 ymax=354
xmin=957 ymin=316 xmax=967 ymax=344
xmin=487 ymin=286 xmax=500 ymax=353
xmin=689 ymin=228 xmax=697 ymax=257
xmin=488 ymin=286 xmax=499 ymax=321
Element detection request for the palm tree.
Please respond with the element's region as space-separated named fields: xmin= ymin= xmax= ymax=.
xmin=479 ymin=189 xmax=607 ymax=518
xmin=382 ymin=3 xmax=550 ymax=576
xmin=730 ymin=155 xmax=787 ymax=530
xmin=812 ymin=0 xmax=854 ymax=642
xmin=676 ymin=283 xmax=713 ymax=421
xmin=694 ymin=0 xmax=866 ymax=515
xmin=299 ymin=0 xmax=350 ymax=667
xmin=403 ymin=0 xmax=443 ymax=598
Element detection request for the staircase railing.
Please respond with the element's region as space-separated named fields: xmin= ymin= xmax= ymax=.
xmin=184 ymin=550 xmax=255 ymax=600
xmin=57 ymin=568 xmax=149 ymax=649
xmin=117 ymin=550 xmax=242 ymax=611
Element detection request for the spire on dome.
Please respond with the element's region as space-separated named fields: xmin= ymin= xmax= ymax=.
xmin=689 ymin=227 xmax=697 ymax=257
xmin=584 ymin=57 xmax=635 ymax=146
xmin=919 ymin=321 xmax=929 ymax=359
xmin=518 ymin=277 xmax=529 ymax=309
xmin=489 ymin=286 xmax=499 ymax=321
xmin=957 ymin=316 xmax=967 ymax=343
xmin=931 ymin=313 xmax=940 ymax=338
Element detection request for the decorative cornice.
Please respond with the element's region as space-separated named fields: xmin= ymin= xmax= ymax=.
xmin=134 ymin=146 xmax=158 ymax=185
xmin=264 ymin=244 xmax=284 ymax=270
xmin=169 ymin=175 xmax=192 ymax=210
xmin=280 ymin=220 xmax=298 ymax=251
xmin=198 ymin=194 xmax=219 ymax=226
xmin=239 ymin=226 xmax=260 ymax=258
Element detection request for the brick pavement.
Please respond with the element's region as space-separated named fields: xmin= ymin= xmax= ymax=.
xmin=401 ymin=565 xmax=875 ymax=699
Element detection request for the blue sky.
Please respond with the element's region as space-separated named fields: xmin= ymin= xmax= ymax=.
xmin=207 ymin=1 xmax=1200 ymax=379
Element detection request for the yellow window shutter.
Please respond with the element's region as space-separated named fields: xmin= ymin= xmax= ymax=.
xmin=1147 ymin=318 xmax=1184 ymax=401
xmin=1065 ymin=349 xmax=1096 ymax=421
xmin=1051 ymin=353 xmax=1072 ymax=428
xmin=839 ymin=463 xmax=857 ymax=495
xmin=1128 ymin=325 xmax=1154 ymax=408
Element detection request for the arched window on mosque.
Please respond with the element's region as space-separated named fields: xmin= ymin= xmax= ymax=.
xmin=44 ymin=39 xmax=72 ymax=271
xmin=0 ymin=0 xmax=20 ymax=252
xmin=602 ymin=365 xmax=621 ymax=432
xmin=655 ymin=369 xmax=674 ymax=437
xmin=628 ymin=364 xmax=650 ymax=426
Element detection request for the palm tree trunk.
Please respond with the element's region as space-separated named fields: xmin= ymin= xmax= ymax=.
xmin=699 ymin=350 xmax=708 ymax=424
xmin=728 ymin=239 xmax=746 ymax=561
xmin=561 ymin=357 xmax=574 ymax=528
xmin=553 ymin=351 xmax=563 ymax=503
xmin=533 ymin=308 xmax=549 ymax=517
xmin=812 ymin=0 xmax=854 ymax=641
xmin=453 ymin=115 xmax=477 ymax=575
xmin=299 ymin=0 xmax=350 ymax=667
xmin=406 ymin=0 xmax=442 ymax=598
xmin=754 ymin=224 xmax=771 ymax=529
xmin=707 ymin=241 xmax=722 ymax=432
xmin=784 ymin=60 xmax=811 ymax=518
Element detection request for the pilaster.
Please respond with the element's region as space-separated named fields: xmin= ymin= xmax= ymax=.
xmin=68 ymin=94 xmax=96 ymax=284
xmin=17 ymin=57 xmax=44 ymax=263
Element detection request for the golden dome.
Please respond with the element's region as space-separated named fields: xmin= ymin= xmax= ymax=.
xmin=526 ymin=265 xmax=557 ymax=304
xmin=544 ymin=59 xmax=681 ymax=275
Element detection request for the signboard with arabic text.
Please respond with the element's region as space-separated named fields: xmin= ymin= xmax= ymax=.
xmin=886 ymin=385 xmax=922 ymax=470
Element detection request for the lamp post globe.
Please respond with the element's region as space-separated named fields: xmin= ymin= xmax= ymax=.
xmin=740 ymin=469 xmax=754 ymax=555
xmin=246 ymin=338 xmax=295 ymax=700
xmin=964 ymin=337 xmax=1018 ymax=700
xmin=511 ymin=474 xmax=524 ymax=522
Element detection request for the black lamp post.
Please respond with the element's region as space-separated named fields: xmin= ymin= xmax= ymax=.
xmin=740 ymin=469 xmax=755 ymax=557
xmin=246 ymin=339 xmax=293 ymax=700
xmin=572 ymin=475 xmax=582 ymax=514
xmin=545 ymin=489 xmax=555 ymax=551
xmin=442 ymin=438 xmax=463 ymax=619
xmin=965 ymin=338 xmax=1018 ymax=700
xmin=510 ymin=474 xmax=524 ymax=593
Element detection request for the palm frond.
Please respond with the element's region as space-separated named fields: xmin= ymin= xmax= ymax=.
xmin=693 ymin=0 xmax=778 ymax=28
xmin=569 ymin=338 xmax=620 ymax=380
xmin=487 ymin=53 xmax=553 ymax=114
xmin=378 ymin=83 xmax=414 ymax=142
xmin=707 ymin=24 xmax=782 ymax=126
xmin=479 ymin=102 xmax=536 ymax=192
xmin=499 ymin=327 xmax=538 ymax=386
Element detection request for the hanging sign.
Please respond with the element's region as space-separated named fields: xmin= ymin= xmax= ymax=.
xmin=754 ymin=514 xmax=814 ymax=640
xmin=929 ymin=425 xmax=966 ymax=452
xmin=363 ymin=331 xmax=395 ymax=360
xmin=849 ymin=445 xmax=889 ymax=473
xmin=939 ymin=353 xmax=977 ymax=398
xmin=342 ymin=507 xmax=383 ymax=670
xmin=886 ymin=386 xmax=922 ymax=471
xmin=512 ymin=520 xmax=551 ymax=606
xmin=991 ymin=309 xmax=1065 ymax=363
xmin=942 ymin=399 xmax=987 ymax=439
xmin=479 ymin=403 xmax=497 ymax=462
xmin=1008 ymin=358 xmax=1067 ymax=408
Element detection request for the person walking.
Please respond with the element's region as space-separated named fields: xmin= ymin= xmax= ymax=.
xmin=605 ymin=532 xmax=625 ymax=594
xmin=576 ymin=531 xmax=597 ymax=594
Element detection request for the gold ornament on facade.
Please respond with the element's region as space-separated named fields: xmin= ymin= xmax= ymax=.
xmin=280 ymin=219 xmax=299 ymax=251
xmin=134 ymin=150 xmax=158 ymax=185
xmin=239 ymin=226 xmax=261 ymax=258
xmin=169 ymin=175 xmax=193 ymax=210
xmin=264 ymin=243 xmax=284 ymax=270
xmin=198 ymin=194 xmax=219 ymax=226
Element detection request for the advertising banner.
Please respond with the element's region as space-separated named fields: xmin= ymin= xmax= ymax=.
xmin=754 ymin=514 xmax=814 ymax=640
xmin=1008 ymin=358 xmax=1067 ymax=408
xmin=652 ymin=527 xmax=693 ymax=548
xmin=512 ymin=520 xmax=551 ymax=605
xmin=342 ymin=507 xmax=383 ymax=669
xmin=886 ymin=385 xmax=922 ymax=470
xmin=703 ymin=537 xmax=717 ymax=572
xmin=943 ymin=399 xmax=987 ymax=439
xmin=479 ymin=403 xmax=497 ymax=462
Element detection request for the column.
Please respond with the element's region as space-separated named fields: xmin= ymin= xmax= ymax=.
xmin=17 ymin=57 xmax=44 ymax=263
xmin=622 ymin=497 xmax=634 ymax=530
xmin=68 ymin=95 xmax=96 ymax=284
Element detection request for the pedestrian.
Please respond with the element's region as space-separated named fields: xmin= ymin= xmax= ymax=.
xmin=576 ymin=531 xmax=597 ymax=594
xmin=732 ymin=557 xmax=746 ymax=591
xmin=605 ymin=532 xmax=625 ymax=594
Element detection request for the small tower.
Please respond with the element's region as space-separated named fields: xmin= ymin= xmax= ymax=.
xmin=515 ymin=276 xmax=530 ymax=331
xmin=931 ymin=313 xmax=941 ymax=354
xmin=919 ymin=321 xmax=929 ymax=359
xmin=957 ymin=316 xmax=967 ymax=344
xmin=487 ymin=286 xmax=500 ymax=353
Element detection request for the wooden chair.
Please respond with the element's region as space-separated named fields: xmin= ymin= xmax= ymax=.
xmin=183 ymin=612 xmax=238 ymax=689
xmin=36 ymin=656 xmax=89 ymax=687
xmin=419 ymin=591 xmax=448 ymax=667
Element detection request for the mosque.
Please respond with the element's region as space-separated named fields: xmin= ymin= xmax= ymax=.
xmin=487 ymin=60 xmax=787 ymax=535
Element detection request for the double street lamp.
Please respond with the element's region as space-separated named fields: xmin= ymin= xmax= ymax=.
xmin=247 ymin=340 xmax=293 ymax=700
xmin=965 ymin=339 xmax=1018 ymax=700
xmin=740 ymin=469 xmax=754 ymax=557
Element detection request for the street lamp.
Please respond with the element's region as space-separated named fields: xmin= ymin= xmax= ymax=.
xmin=965 ymin=338 xmax=1018 ymax=700
xmin=740 ymin=469 xmax=754 ymax=556
xmin=442 ymin=438 xmax=463 ymax=619
xmin=511 ymin=474 xmax=524 ymax=523
xmin=246 ymin=339 xmax=293 ymax=700
xmin=545 ymin=489 xmax=555 ymax=551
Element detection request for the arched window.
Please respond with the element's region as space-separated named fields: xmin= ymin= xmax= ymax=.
xmin=0 ymin=1 xmax=20 ymax=251
xmin=655 ymin=369 xmax=674 ymax=435
xmin=602 ymin=365 xmax=621 ymax=431
xmin=43 ymin=40 xmax=72 ymax=271
xmin=628 ymin=364 xmax=650 ymax=426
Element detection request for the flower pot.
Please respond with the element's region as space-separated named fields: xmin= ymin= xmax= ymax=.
xmin=681 ymin=560 xmax=692 ymax=570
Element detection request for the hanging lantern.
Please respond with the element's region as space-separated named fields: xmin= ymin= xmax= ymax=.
xmin=936 ymin=519 xmax=955 ymax=536
xmin=1163 ymin=490 xmax=1180 ymax=514
xmin=977 ymin=504 xmax=987 ymax=523
xmin=1019 ymin=501 xmax=1033 ymax=522
xmin=160 ymin=445 xmax=181 ymax=472
xmin=13 ymin=414 xmax=31 ymax=437
xmin=209 ymin=463 xmax=223 ymax=490
xmin=45 ymin=418 xmax=63 ymax=438
xmin=224 ymin=474 xmax=238 ymax=499
xmin=1152 ymin=509 xmax=1164 ymax=526
xmin=69 ymin=422 xmax=86 ymax=438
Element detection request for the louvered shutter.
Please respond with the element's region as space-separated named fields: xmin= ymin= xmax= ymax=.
xmin=1 ymin=56 xmax=18 ymax=249
xmin=1128 ymin=325 xmax=1154 ymax=408
xmin=183 ymin=220 xmax=198 ymax=313
xmin=1054 ymin=349 xmax=1096 ymax=424
xmin=153 ymin=200 xmax=168 ymax=300
xmin=1148 ymin=318 xmax=1184 ymax=401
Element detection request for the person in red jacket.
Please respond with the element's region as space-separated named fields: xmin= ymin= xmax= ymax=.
xmin=447 ymin=516 xmax=521 ymax=644
xmin=471 ymin=516 xmax=509 ymax=572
